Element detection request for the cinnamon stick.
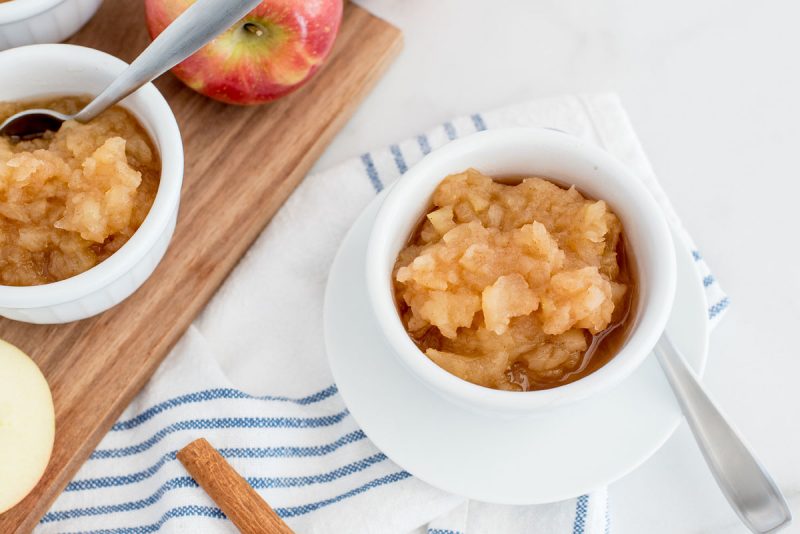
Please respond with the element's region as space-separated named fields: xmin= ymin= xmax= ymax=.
xmin=177 ymin=438 xmax=295 ymax=534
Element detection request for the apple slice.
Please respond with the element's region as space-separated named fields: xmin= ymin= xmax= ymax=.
xmin=0 ymin=339 xmax=55 ymax=514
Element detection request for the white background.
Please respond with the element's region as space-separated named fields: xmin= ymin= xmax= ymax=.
xmin=312 ymin=1 xmax=800 ymax=532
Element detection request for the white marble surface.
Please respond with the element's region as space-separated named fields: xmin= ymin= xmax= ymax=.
xmin=308 ymin=0 xmax=800 ymax=532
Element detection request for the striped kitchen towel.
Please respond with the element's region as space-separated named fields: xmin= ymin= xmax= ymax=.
xmin=38 ymin=93 xmax=727 ymax=534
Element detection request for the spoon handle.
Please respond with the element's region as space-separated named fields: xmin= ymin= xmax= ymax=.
xmin=655 ymin=335 xmax=791 ymax=533
xmin=75 ymin=0 xmax=263 ymax=122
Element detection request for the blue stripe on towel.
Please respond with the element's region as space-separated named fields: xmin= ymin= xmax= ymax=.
xmin=249 ymin=453 xmax=387 ymax=489
xmin=360 ymin=153 xmax=383 ymax=192
xmin=90 ymin=410 xmax=350 ymax=459
xmin=429 ymin=530 xmax=463 ymax=534
xmin=417 ymin=134 xmax=432 ymax=155
xmin=390 ymin=144 xmax=408 ymax=174
xmin=68 ymin=451 xmax=178 ymax=491
xmin=443 ymin=122 xmax=457 ymax=140
xmin=65 ymin=505 xmax=226 ymax=534
xmin=274 ymin=470 xmax=412 ymax=518
xmin=45 ymin=454 xmax=389 ymax=523
xmin=572 ymin=494 xmax=589 ymax=534
xmin=708 ymin=297 xmax=730 ymax=319
xmin=702 ymin=275 xmax=715 ymax=287
xmin=218 ymin=429 xmax=368 ymax=459
xmin=692 ymin=250 xmax=702 ymax=261
xmin=112 ymin=385 xmax=338 ymax=431
xmin=471 ymin=113 xmax=487 ymax=131
xmin=65 ymin=472 xmax=413 ymax=532
xmin=43 ymin=478 xmax=200 ymax=523
xmin=69 ymin=430 xmax=369 ymax=491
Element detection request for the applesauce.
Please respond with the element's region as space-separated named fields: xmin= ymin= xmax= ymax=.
xmin=0 ymin=96 xmax=160 ymax=286
xmin=393 ymin=169 xmax=635 ymax=391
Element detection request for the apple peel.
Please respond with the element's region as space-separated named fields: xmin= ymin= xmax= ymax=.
xmin=145 ymin=0 xmax=343 ymax=105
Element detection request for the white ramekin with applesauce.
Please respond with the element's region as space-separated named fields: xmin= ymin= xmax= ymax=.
xmin=0 ymin=0 xmax=102 ymax=50
xmin=0 ymin=44 xmax=183 ymax=324
xmin=366 ymin=128 xmax=677 ymax=415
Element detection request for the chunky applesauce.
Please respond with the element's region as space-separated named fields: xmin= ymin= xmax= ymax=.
xmin=393 ymin=169 xmax=634 ymax=391
xmin=0 ymin=97 xmax=160 ymax=286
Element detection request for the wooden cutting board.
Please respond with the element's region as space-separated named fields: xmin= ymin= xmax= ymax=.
xmin=0 ymin=1 xmax=402 ymax=531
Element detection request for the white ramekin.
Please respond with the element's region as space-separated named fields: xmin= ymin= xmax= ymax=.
xmin=0 ymin=44 xmax=183 ymax=324
xmin=0 ymin=0 xmax=102 ymax=50
xmin=366 ymin=128 xmax=677 ymax=415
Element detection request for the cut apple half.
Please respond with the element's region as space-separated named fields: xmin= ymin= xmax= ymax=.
xmin=0 ymin=339 xmax=55 ymax=514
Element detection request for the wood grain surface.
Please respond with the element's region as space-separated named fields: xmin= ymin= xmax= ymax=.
xmin=0 ymin=2 xmax=402 ymax=531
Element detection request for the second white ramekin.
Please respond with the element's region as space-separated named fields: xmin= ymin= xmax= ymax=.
xmin=0 ymin=44 xmax=183 ymax=324
xmin=0 ymin=0 xmax=102 ymax=50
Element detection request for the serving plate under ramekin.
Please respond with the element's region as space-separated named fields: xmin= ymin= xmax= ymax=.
xmin=324 ymin=186 xmax=708 ymax=505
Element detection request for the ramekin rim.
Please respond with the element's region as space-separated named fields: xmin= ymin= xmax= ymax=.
xmin=0 ymin=0 xmax=66 ymax=25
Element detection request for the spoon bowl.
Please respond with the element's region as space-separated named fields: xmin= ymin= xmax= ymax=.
xmin=0 ymin=109 xmax=71 ymax=140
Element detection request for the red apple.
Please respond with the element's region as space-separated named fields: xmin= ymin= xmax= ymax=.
xmin=145 ymin=0 xmax=343 ymax=105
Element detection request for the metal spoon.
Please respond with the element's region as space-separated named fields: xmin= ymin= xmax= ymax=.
xmin=655 ymin=335 xmax=792 ymax=533
xmin=0 ymin=0 xmax=263 ymax=140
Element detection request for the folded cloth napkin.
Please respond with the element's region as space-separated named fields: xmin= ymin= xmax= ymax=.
xmin=38 ymin=93 xmax=729 ymax=534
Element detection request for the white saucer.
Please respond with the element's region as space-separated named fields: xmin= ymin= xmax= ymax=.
xmin=323 ymin=193 xmax=709 ymax=505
